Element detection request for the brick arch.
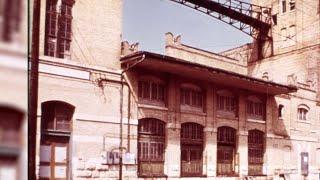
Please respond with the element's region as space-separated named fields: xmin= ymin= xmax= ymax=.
xmin=216 ymin=121 xmax=237 ymax=130
xmin=138 ymin=110 xmax=167 ymax=123
xmin=247 ymin=126 xmax=265 ymax=133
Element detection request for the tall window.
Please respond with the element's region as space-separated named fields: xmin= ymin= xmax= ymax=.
xmin=138 ymin=118 xmax=165 ymax=177
xmin=297 ymin=105 xmax=309 ymax=121
xmin=247 ymin=96 xmax=265 ymax=120
xmin=181 ymin=123 xmax=203 ymax=177
xmin=217 ymin=126 xmax=236 ymax=176
xmin=0 ymin=0 xmax=22 ymax=42
xmin=248 ymin=130 xmax=265 ymax=176
xmin=138 ymin=78 xmax=166 ymax=104
xmin=44 ymin=0 xmax=74 ymax=59
xmin=39 ymin=101 xmax=74 ymax=180
xmin=180 ymin=84 xmax=203 ymax=109
xmin=281 ymin=0 xmax=287 ymax=13
xmin=278 ymin=104 xmax=284 ymax=118
xmin=216 ymin=90 xmax=237 ymax=117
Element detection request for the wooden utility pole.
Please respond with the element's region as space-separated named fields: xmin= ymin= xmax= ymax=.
xmin=29 ymin=0 xmax=41 ymax=179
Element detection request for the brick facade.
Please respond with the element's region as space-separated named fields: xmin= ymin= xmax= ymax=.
xmin=34 ymin=0 xmax=320 ymax=179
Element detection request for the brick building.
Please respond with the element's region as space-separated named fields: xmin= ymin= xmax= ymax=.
xmin=0 ymin=0 xmax=27 ymax=179
xmin=34 ymin=0 xmax=320 ymax=179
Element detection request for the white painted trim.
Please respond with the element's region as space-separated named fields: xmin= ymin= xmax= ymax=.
xmin=39 ymin=63 xmax=90 ymax=80
xmin=137 ymin=103 xmax=168 ymax=111
xmin=247 ymin=119 xmax=266 ymax=124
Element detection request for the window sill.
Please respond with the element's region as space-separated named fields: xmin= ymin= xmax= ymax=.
xmin=137 ymin=103 xmax=168 ymax=111
xmin=247 ymin=119 xmax=266 ymax=124
xmin=180 ymin=105 xmax=204 ymax=114
xmin=138 ymin=174 xmax=167 ymax=178
xmin=180 ymin=109 xmax=206 ymax=116
xmin=297 ymin=120 xmax=311 ymax=124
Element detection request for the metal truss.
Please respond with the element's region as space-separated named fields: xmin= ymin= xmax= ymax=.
xmin=168 ymin=0 xmax=272 ymax=40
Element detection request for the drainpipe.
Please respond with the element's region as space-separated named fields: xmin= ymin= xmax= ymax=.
xmin=119 ymin=54 xmax=145 ymax=180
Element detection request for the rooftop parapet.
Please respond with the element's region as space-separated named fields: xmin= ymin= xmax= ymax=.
xmin=165 ymin=32 xmax=248 ymax=75
xmin=121 ymin=41 xmax=139 ymax=57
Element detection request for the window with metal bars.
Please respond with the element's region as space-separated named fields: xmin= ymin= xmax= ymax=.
xmin=216 ymin=90 xmax=237 ymax=117
xmin=138 ymin=80 xmax=166 ymax=103
xmin=44 ymin=0 xmax=74 ymax=58
xmin=138 ymin=118 xmax=165 ymax=177
xmin=180 ymin=88 xmax=203 ymax=108
xmin=248 ymin=130 xmax=264 ymax=176
xmin=247 ymin=96 xmax=265 ymax=120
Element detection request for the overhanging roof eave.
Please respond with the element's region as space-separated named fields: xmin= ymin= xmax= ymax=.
xmin=120 ymin=51 xmax=298 ymax=95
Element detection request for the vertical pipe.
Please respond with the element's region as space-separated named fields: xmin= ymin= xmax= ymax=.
xmin=29 ymin=0 xmax=41 ymax=179
xmin=127 ymin=90 xmax=131 ymax=152
xmin=119 ymin=74 xmax=124 ymax=180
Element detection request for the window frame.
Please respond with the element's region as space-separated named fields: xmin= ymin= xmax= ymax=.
xmin=216 ymin=89 xmax=238 ymax=118
xmin=138 ymin=118 xmax=166 ymax=177
xmin=297 ymin=105 xmax=309 ymax=121
xmin=41 ymin=101 xmax=75 ymax=133
xmin=246 ymin=95 xmax=266 ymax=121
xmin=138 ymin=77 xmax=166 ymax=106
xmin=180 ymin=83 xmax=204 ymax=111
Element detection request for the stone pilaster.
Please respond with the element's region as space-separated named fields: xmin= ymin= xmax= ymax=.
xmin=165 ymin=124 xmax=181 ymax=177
xmin=238 ymin=91 xmax=248 ymax=176
xmin=204 ymin=128 xmax=217 ymax=177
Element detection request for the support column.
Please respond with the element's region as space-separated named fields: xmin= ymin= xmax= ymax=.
xmin=165 ymin=76 xmax=181 ymax=177
xmin=203 ymin=84 xmax=216 ymax=177
xmin=165 ymin=124 xmax=180 ymax=177
xmin=238 ymin=91 xmax=248 ymax=177
xmin=264 ymin=95 xmax=275 ymax=176
xmin=204 ymin=129 xmax=217 ymax=177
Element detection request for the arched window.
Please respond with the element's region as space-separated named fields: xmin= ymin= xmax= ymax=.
xmin=247 ymin=96 xmax=265 ymax=120
xmin=41 ymin=101 xmax=75 ymax=132
xmin=297 ymin=104 xmax=309 ymax=121
xmin=248 ymin=130 xmax=265 ymax=176
xmin=138 ymin=118 xmax=165 ymax=177
xmin=138 ymin=76 xmax=166 ymax=104
xmin=0 ymin=106 xmax=24 ymax=179
xmin=180 ymin=83 xmax=203 ymax=109
xmin=181 ymin=123 xmax=203 ymax=177
xmin=39 ymin=101 xmax=74 ymax=180
xmin=216 ymin=90 xmax=237 ymax=117
xmin=217 ymin=126 xmax=236 ymax=176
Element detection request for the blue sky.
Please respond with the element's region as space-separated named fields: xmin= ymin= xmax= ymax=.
xmin=123 ymin=0 xmax=252 ymax=54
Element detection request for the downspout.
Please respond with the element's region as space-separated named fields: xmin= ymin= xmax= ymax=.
xmin=119 ymin=54 xmax=146 ymax=180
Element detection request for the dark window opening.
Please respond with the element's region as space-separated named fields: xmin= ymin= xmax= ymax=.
xmin=44 ymin=0 xmax=74 ymax=58
xmin=181 ymin=123 xmax=203 ymax=177
xmin=278 ymin=104 xmax=284 ymax=118
xmin=282 ymin=0 xmax=287 ymax=13
xmin=138 ymin=118 xmax=165 ymax=177
xmin=138 ymin=80 xmax=166 ymax=104
xmin=180 ymin=88 xmax=203 ymax=108
xmin=217 ymin=126 xmax=236 ymax=176
xmin=248 ymin=130 xmax=265 ymax=176
xmin=289 ymin=0 xmax=295 ymax=10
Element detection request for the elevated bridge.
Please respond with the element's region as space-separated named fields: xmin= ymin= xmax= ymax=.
xmin=168 ymin=0 xmax=272 ymax=40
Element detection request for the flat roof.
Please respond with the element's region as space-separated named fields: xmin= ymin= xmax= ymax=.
xmin=121 ymin=51 xmax=297 ymax=95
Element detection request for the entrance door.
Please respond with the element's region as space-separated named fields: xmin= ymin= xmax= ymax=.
xmin=181 ymin=145 xmax=203 ymax=176
xmin=181 ymin=123 xmax=203 ymax=177
xmin=217 ymin=126 xmax=236 ymax=176
xmin=39 ymin=136 xmax=69 ymax=180
xmin=248 ymin=130 xmax=264 ymax=176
